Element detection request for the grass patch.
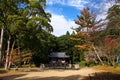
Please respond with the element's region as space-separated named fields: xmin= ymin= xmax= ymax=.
xmin=93 ymin=65 xmax=120 ymax=74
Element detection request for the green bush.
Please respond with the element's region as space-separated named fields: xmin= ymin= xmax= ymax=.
xmin=79 ymin=61 xmax=87 ymax=67
xmin=87 ymin=61 xmax=95 ymax=67
xmin=79 ymin=61 xmax=95 ymax=67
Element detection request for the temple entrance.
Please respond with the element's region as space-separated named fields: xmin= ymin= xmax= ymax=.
xmin=48 ymin=52 xmax=70 ymax=68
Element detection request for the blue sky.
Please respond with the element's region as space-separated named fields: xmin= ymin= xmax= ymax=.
xmin=46 ymin=0 xmax=114 ymax=36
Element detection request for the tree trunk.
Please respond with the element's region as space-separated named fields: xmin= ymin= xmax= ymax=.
xmin=87 ymin=27 xmax=89 ymax=35
xmin=0 ymin=26 xmax=4 ymax=66
xmin=8 ymin=41 xmax=15 ymax=69
xmin=5 ymin=35 xmax=11 ymax=70
xmin=18 ymin=47 xmax=22 ymax=67
xmin=103 ymin=53 xmax=110 ymax=65
xmin=93 ymin=45 xmax=104 ymax=65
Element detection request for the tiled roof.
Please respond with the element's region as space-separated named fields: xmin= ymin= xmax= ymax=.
xmin=49 ymin=52 xmax=69 ymax=58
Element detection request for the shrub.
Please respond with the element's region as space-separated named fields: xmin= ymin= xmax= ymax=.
xmin=79 ymin=61 xmax=95 ymax=67
xmin=87 ymin=61 xmax=95 ymax=67
xmin=79 ymin=61 xmax=87 ymax=67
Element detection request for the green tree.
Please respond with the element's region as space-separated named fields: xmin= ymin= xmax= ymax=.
xmin=56 ymin=31 xmax=85 ymax=64
xmin=0 ymin=0 xmax=53 ymax=69
xmin=107 ymin=5 xmax=120 ymax=30
xmin=14 ymin=0 xmax=53 ymax=67
xmin=0 ymin=0 xmax=23 ymax=69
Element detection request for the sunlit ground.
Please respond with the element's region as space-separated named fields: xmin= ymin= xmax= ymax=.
xmin=0 ymin=66 xmax=120 ymax=80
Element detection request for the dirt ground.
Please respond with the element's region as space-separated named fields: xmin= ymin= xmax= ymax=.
xmin=0 ymin=67 xmax=107 ymax=80
xmin=1 ymin=67 xmax=120 ymax=80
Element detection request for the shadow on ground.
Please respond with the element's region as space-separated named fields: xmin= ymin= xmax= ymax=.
xmin=0 ymin=74 xmax=81 ymax=80
xmin=83 ymin=72 xmax=120 ymax=80
xmin=0 ymin=74 xmax=27 ymax=80
xmin=0 ymin=70 xmax=7 ymax=74
xmin=0 ymin=71 xmax=120 ymax=80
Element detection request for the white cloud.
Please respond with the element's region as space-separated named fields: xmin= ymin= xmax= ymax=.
xmin=68 ymin=0 xmax=88 ymax=9
xmin=96 ymin=1 xmax=115 ymax=20
xmin=47 ymin=0 xmax=66 ymax=5
xmin=50 ymin=14 xmax=78 ymax=36
xmin=97 ymin=13 xmax=107 ymax=20
xmin=47 ymin=0 xmax=113 ymax=20
xmin=47 ymin=0 xmax=88 ymax=9
xmin=47 ymin=0 xmax=117 ymax=36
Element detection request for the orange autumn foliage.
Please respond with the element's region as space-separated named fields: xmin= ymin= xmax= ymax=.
xmin=75 ymin=45 xmax=86 ymax=49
